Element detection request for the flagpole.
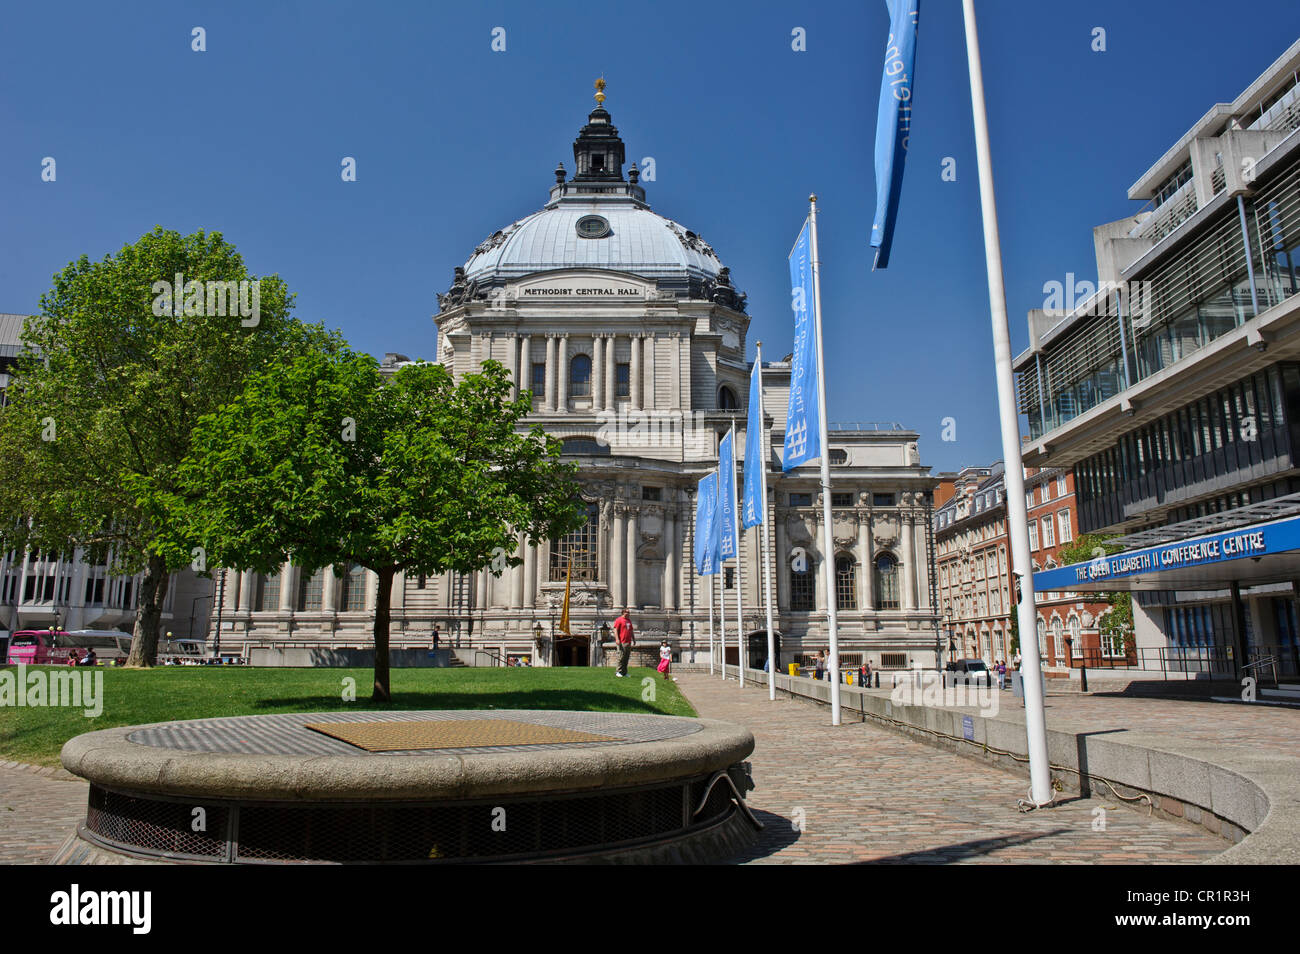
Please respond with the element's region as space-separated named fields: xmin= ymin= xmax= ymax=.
xmin=808 ymin=194 xmax=842 ymax=725
xmin=707 ymin=566 xmax=715 ymax=675
xmin=718 ymin=568 xmax=727 ymax=679
xmin=730 ymin=420 xmax=745 ymax=689
xmin=756 ymin=342 xmax=778 ymax=701
xmin=962 ymin=0 xmax=1051 ymax=806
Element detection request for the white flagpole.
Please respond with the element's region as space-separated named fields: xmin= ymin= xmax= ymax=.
xmin=731 ymin=420 xmax=745 ymax=689
xmin=707 ymin=566 xmax=715 ymax=675
xmin=718 ymin=563 xmax=727 ymax=679
xmin=808 ymin=194 xmax=842 ymax=725
xmin=756 ymin=342 xmax=778 ymax=701
xmin=962 ymin=0 xmax=1051 ymax=806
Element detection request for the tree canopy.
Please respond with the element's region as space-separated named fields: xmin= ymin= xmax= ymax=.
xmin=169 ymin=349 xmax=585 ymax=699
xmin=0 ymin=227 xmax=319 ymax=665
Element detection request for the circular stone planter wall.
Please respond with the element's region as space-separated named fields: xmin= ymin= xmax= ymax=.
xmin=58 ymin=710 xmax=759 ymax=864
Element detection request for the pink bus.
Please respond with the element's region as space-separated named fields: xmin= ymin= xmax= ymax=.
xmin=6 ymin=630 xmax=78 ymax=665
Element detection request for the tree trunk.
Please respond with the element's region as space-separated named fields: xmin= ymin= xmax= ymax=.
xmin=125 ymin=553 xmax=169 ymax=668
xmin=372 ymin=565 xmax=395 ymax=702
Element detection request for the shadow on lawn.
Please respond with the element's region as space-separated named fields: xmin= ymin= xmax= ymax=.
xmin=248 ymin=689 xmax=684 ymax=715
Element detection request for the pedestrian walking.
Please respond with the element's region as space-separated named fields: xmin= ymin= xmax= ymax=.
xmin=658 ymin=639 xmax=673 ymax=680
xmin=997 ymin=659 xmax=1007 ymax=690
xmin=614 ymin=608 xmax=634 ymax=677
xmin=865 ymin=659 xmax=873 ymax=688
xmin=814 ymin=650 xmax=825 ymax=681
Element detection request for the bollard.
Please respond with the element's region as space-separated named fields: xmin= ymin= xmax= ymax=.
xmin=1080 ymin=666 xmax=1088 ymax=693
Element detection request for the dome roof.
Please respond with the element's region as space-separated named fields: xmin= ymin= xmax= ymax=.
xmin=463 ymin=203 xmax=725 ymax=283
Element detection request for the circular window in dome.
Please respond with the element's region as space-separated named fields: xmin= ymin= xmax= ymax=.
xmin=575 ymin=215 xmax=611 ymax=239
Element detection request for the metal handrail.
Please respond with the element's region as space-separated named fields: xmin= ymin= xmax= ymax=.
xmin=1242 ymin=654 xmax=1281 ymax=688
xmin=473 ymin=649 xmax=506 ymax=667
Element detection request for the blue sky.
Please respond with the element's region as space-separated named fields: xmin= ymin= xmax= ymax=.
xmin=4 ymin=0 xmax=1299 ymax=473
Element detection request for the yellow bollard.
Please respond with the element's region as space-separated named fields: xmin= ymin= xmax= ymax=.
xmin=845 ymin=671 xmax=853 ymax=686
xmin=788 ymin=662 xmax=799 ymax=678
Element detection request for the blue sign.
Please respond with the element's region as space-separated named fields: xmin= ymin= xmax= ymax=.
xmin=1033 ymin=514 xmax=1300 ymax=592
xmin=962 ymin=715 xmax=974 ymax=741
xmin=694 ymin=472 xmax=719 ymax=576
xmin=742 ymin=361 xmax=764 ymax=529
xmin=785 ymin=221 xmax=821 ymax=470
xmin=716 ymin=430 xmax=738 ymax=561
xmin=870 ymin=0 xmax=920 ymax=269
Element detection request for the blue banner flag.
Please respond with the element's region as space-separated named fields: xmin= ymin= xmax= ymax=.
xmin=716 ymin=430 xmax=738 ymax=561
xmin=742 ymin=361 xmax=764 ymax=528
xmin=870 ymin=0 xmax=920 ymax=269
xmin=694 ymin=472 xmax=719 ymax=576
xmin=785 ymin=222 xmax=821 ymax=471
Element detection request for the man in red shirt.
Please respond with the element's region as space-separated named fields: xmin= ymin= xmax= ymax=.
xmin=613 ymin=608 xmax=634 ymax=677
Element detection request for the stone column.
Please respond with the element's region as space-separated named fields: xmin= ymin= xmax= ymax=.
xmin=630 ymin=335 xmax=641 ymax=411
xmin=592 ymin=334 xmax=605 ymax=412
xmin=322 ymin=566 xmax=338 ymax=613
xmin=476 ymin=569 xmax=488 ymax=610
xmin=671 ymin=333 xmax=682 ymax=410
xmin=237 ymin=569 xmax=254 ymax=612
xmin=544 ymin=335 xmax=557 ymax=411
xmin=902 ymin=508 xmax=917 ymax=611
xmin=859 ymin=511 xmax=875 ymax=611
xmin=523 ymin=543 xmax=536 ymax=610
xmin=508 ymin=332 xmax=519 ymax=399
xmin=626 ymin=507 xmax=639 ymax=609
xmin=557 ymin=334 xmax=569 ymax=411
xmin=643 ymin=334 xmax=656 ymax=409
xmin=663 ymin=500 xmax=677 ymax=611
xmin=611 ymin=504 xmax=626 ymax=607
xmin=511 ymin=533 xmax=525 ymax=609
xmin=605 ymin=335 xmax=617 ymax=408
xmin=774 ymin=516 xmax=788 ymax=610
xmin=278 ymin=562 xmax=295 ymax=612
xmin=814 ymin=531 xmax=827 ymax=612
xmin=519 ymin=335 xmax=532 ymax=401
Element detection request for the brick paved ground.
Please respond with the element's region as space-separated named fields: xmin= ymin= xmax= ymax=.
xmin=675 ymin=673 xmax=1228 ymax=864
xmin=0 ymin=760 xmax=85 ymax=864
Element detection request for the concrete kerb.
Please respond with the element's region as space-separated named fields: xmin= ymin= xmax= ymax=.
xmin=713 ymin=665 xmax=1298 ymax=864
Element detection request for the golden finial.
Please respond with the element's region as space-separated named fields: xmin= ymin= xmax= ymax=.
xmin=594 ymin=77 xmax=607 ymax=106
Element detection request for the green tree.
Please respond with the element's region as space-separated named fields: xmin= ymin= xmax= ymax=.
xmin=171 ymin=349 xmax=584 ymax=700
xmin=1056 ymin=533 xmax=1133 ymax=655
xmin=0 ymin=227 xmax=314 ymax=666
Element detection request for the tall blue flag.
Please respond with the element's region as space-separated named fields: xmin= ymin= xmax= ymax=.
xmin=785 ymin=221 xmax=821 ymax=471
xmin=694 ymin=472 xmax=719 ymax=576
xmin=716 ymin=430 xmax=738 ymax=561
xmin=870 ymin=0 xmax=920 ymax=269
xmin=742 ymin=361 xmax=764 ymax=528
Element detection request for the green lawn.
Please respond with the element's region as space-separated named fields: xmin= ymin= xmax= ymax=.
xmin=0 ymin=665 xmax=695 ymax=767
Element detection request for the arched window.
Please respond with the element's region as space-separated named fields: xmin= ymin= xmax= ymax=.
xmin=551 ymin=502 xmax=600 ymax=582
xmin=874 ymin=552 xmax=900 ymax=610
xmin=255 ymin=572 xmax=280 ymax=612
xmin=569 ymin=353 xmax=592 ymax=398
xmin=718 ymin=386 xmax=738 ymax=410
xmin=1068 ymin=614 xmax=1081 ymax=657
xmin=297 ymin=568 xmax=324 ymax=612
xmin=340 ymin=564 xmax=367 ymax=612
xmin=835 ymin=555 xmax=857 ymax=610
xmin=1036 ymin=617 xmax=1047 ymax=661
xmin=1051 ymin=616 xmax=1064 ymax=665
xmin=790 ymin=557 xmax=814 ymax=611
xmin=560 ymin=437 xmax=610 ymax=456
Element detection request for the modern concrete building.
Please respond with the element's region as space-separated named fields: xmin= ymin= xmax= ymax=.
xmin=1014 ymin=38 xmax=1300 ymax=676
xmin=215 ymin=88 xmax=941 ymax=669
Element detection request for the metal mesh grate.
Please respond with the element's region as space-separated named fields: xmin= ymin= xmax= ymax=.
xmin=80 ymin=773 xmax=743 ymax=863
xmin=85 ymin=787 xmax=229 ymax=859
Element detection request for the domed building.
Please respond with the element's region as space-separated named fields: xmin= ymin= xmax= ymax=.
xmin=219 ymin=85 xmax=941 ymax=672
